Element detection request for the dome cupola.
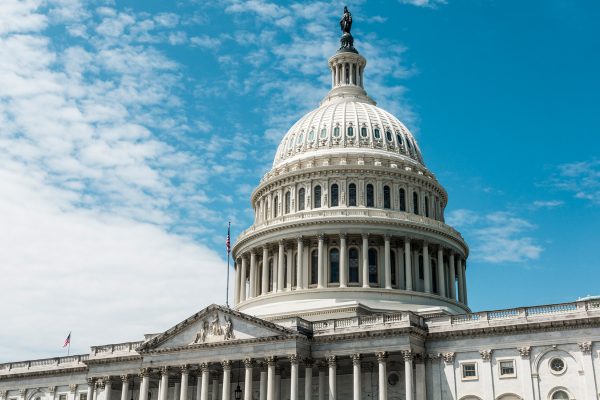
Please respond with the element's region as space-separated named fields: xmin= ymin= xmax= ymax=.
xmin=232 ymin=8 xmax=470 ymax=321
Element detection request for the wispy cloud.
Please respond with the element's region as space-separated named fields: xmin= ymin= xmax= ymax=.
xmin=399 ymin=0 xmax=447 ymax=8
xmin=548 ymin=160 xmax=600 ymax=205
xmin=532 ymin=200 xmax=564 ymax=209
xmin=448 ymin=209 xmax=543 ymax=264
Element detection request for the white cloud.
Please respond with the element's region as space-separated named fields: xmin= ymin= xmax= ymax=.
xmin=532 ymin=200 xmax=564 ymax=209
xmin=399 ymin=0 xmax=447 ymax=8
xmin=549 ymin=160 xmax=600 ymax=205
xmin=448 ymin=209 xmax=543 ymax=264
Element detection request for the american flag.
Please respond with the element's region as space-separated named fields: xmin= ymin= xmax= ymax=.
xmin=226 ymin=222 xmax=231 ymax=254
xmin=63 ymin=332 xmax=71 ymax=347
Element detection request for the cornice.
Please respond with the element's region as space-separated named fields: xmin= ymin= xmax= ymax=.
xmin=0 ymin=366 xmax=88 ymax=381
xmin=312 ymin=326 xmax=427 ymax=343
xmin=84 ymin=355 xmax=142 ymax=366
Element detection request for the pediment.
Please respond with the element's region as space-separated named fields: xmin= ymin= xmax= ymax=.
xmin=138 ymin=304 xmax=298 ymax=352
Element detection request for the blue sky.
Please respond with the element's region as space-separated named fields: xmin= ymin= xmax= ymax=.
xmin=0 ymin=0 xmax=598 ymax=361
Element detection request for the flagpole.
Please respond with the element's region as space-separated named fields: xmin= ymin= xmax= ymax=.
xmin=226 ymin=221 xmax=231 ymax=308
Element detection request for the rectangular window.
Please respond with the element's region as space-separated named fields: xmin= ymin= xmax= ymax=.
xmin=499 ymin=360 xmax=516 ymax=377
xmin=462 ymin=363 xmax=477 ymax=380
xmin=80 ymin=394 xmax=88 ymax=400
xmin=59 ymin=395 xmax=67 ymax=400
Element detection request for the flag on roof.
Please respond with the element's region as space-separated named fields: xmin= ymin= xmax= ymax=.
xmin=63 ymin=332 xmax=71 ymax=347
xmin=226 ymin=222 xmax=231 ymax=254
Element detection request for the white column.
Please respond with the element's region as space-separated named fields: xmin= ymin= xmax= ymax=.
xmin=463 ymin=260 xmax=469 ymax=305
xmin=351 ymin=355 xmax=361 ymax=400
xmin=174 ymin=383 xmax=181 ymax=400
xmin=376 ymin=353 xmax=388 ymax=400
xmin=457 ymin=257 xmax=465 ymax=303
xmin=221 ymin=362 xmax=231 ymax=400
xmin=240 ymin=256 xmax=247 ymax=302
xmin=404 ymin=240 xmax=413 ymax=291
xmin=517 ymin=347 xmax=535 ymax=400
xmin=437 ymin=247 xmax=446 ymax=297
xmin=120 ymin=376 xmax=129 ymax=400
xmin=259 ymin=368 xmax=267 ymax=400
xmin=266 ymin=357 xmax=276 ymax=400
xmin=480 ymin=350 xmax=494 ymax=400
xmin=290 ymin=355 xmax=299 ymax=400
xmin=179 ymin=367 xmax=188 ymax=400
xmin=423 ymin=243 xmax=431 ymax=293
xmin=327 ymin=356 xmax=336 ymax=400
xmin=249 ymin=251 xmax=257 ymax=299
xmin=304 ymin=360 xmax=313 ymax=400
xmin=448 ymin=252 xmax=456 ymax=301
xmin=297 ymin=238 xmax=304 ymax=289
xmin=286 ymin=247 xmax=293 ymax=290
xmin=384 ymin=236 xmax=392 ymax=289
xmin=139 ymin=372 xmax=149 ymax=400
xmin=415 ymin=357 xmax=426 ymax=400
xmin=211 ymin=377 xmax=218 ymax=400
xmin=362 ymin=234 xmax=369 ymax=288
xmin=317 ymin=235 xmax=325 ymax=288
xmin=318 ymin=366 xmax=326 ymax=400
xmin=104 ymin=379 xmax=113 ymax=400
xmin=195 ymin=372 xmax=202 ymax=400
xmin=277 ymin=241 xmax=285 ymax=292
xmin=89 ymin=380 xmax=97 ymax=400
xmin=404 ymin=352 xmax=414 ymax=400
xmin=244 ymin=359 xmax=253 ymax=400
xmin=159 ymin=368 xmax=168 ymax=400
xmin=579 ymin=342 xmax=597 ymax=399
xmin=261 ymin=247 xmax=269 ymax=295
xmin=442 ymin=354 xmax=456 ymax=400
xmin=339 ymin=234 xmax=347 ymax=288
xmin=200 ymin=364 xmax=209 ymax=400
xmin=234 ymin=260 xmax=240 ymax=305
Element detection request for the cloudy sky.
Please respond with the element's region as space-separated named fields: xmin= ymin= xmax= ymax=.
xmin=1 ymin=0 xmax=599 ymax=362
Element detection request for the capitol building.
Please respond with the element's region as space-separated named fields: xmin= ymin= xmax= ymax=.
xmin=1 ymin=9 xmax=599 ymax=400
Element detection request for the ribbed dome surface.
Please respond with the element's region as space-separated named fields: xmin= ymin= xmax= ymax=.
xmin=273 ymin=99 xmax=424 ymax=168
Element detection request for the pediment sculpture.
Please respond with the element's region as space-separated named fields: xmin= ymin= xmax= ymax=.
xmin=193 ymin=312 xmax=235 ymax=344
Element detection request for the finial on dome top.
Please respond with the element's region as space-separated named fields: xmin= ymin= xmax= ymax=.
xmin=338 ymin=6 xmax=358 ymax=53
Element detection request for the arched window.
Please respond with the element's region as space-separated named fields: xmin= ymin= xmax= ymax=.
xmin=320 ymin=127 xmax=328 ymax=139
xmin=330 ymin=184 xmax=339 ymax=207
xmin=310 ymin=250 xmax=318 ymax=285
xmin=285 ymin=191 xmax=291 ymax=214
xmin=424 ymin=196 xmax=429 ymax=217
xmin=366 ymin=184 xmax=374 ymax=207
xmin=348 ymin=183 xmax=357 ymax=206
xmin=431 ymin=259 xmax=438 ymax=294
xmin=298 ymin=188 xmax=305 ymax=211
xmin=268 ymin=259 xmax=273 ymax=291
xmin=273 ymin=196 xmax=279 ymax=218
xmin=349 ymin=248 xmax=359 ymax=283
xmin=368 ymin=248 xmax=378 ymax=285
xmin=390 ymin=250 xmax=397 ymax=287
xmin=386 ymin=130 xmax=393 ymax=142
xmin=383 ymin=185 xmax=391 ymax=209
xmin=396 ymin=134 xmax=403 ymax=146
xmin=333 ymin=126 xmax=340 ymax=138
xmin=296 ymin=133 xmax=304 ymax=145
xmin=374 ymin=128 xmax=381 ymax=140
xmin=551 ymin=391 xmax=570 ymax=400
xmin=329 ymin=249 xmax=339 ymax=283
xmin=314 ymin=185 xmax=321 ymax=208
xmin=283 ymin=254 xmax=288 ymax=288
xmin=413 ymin=192 xmax=419 ymax=214
xmin=360 ymin=127 xmax=368 ymax=138
xmin=399 ymin=188 xmax=406 ymax=211
xmin=308 ymin=130 xmax=315 ymax=142
xmin=347 ymin=126 xmax=354 ymax=137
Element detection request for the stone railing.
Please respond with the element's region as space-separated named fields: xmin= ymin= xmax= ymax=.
xmin=427 ymin=300 xmax=600 ymax=333
xmin=0 ymin=354 xmax=89 ymax=374
xmin=312 ymin=312 xmax=419 ymax=334
xmin=90 ymin=341 xmax=144 ymax=357
xmin=236 ymin=208 xmax=464 ymax=243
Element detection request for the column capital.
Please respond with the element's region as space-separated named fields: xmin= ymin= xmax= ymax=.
xmin=69 ymin=385 xmax=78 ymax=393
xmin=375 ymin=352 xmax=388 ymax=362
xmin=578 ymin=342 xmax=592 ymax=355
xmin=326 ymin=355 xmax=336 ymax=367
xmin=296 ymin=236 xmax=303 ymax=243
xmin=0 ymin=390 xmax=7 ymax=400
xmin=221 ymin=360 xmax=232 ymax=370
xmin=19 ymin=389 xmax=27 ymax=397
xmin=479 ymin=349 xmax=492 ymax=361
xmin=179 ymin=365 xmax=189 ymax=374
xmin=266 ymin=356 xmax=277 ymax=366
xmin=442 ymin=352 xmax=455 ymax=364
xmin=96 ymin=378 xmax=106 ymax=390
xmin=318 ymin=234 xmax=325 ymax=241
xmin=426 ymin=353 xmax=441 ymax=360
xmin=518 ymin=346 xmax=531 ymax=358
xmin=199 ymin=363 xmax=209 ymax=373
xmin=351 ymin=354 xmax=361 ymax=365
xmin=402 ymin=351 xmax=414 ymax=362
xmin=383 ymin=234 xmax=391 ymax=241
xmin=361 ymin=233 xmax=369 ymax=240
xmin=243 ymin=358 xmax=253 ymax=368
xmin=278 ymin=239 xmax=285 ymax=246
xmin=339 ymin=232 xmax=347 ymax=240
xmin=48 ymin=387 xmax=56 ymax=394
xmin=87 ymin=378 xmax=96 ymax=387
xmin=288 ymin=354 xmax=300 ymax=365
xmin=159 ymin=366 xmax=169 ymax=376
xmin=120 ymin=375 xmax=129 ymax=383
xmin=303 ymin=358 xmax=314 ymax=368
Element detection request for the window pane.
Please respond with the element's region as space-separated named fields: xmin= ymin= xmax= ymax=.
xmin=311 ymin=250 xmax=318 ymax=285
xmin=285 ymin=192 xmax=291 ymax=214
xmin=413 ymin=192 xmax=419 ymax=214
xmin=360 ymin=127 xmax=368 ymax=138
xmin=298 ymin=188 xmax=305 ymax=211
xmin=331 ymin=184 xmax=339 ymax=207
xmin=329 ymin=249 xmax=339 ymax=283
xmin=347 ymin=126 xmax=354 ymax=137
xmin=383 ymin=185 xmax=391 ymax=209
xmin=425 ymin=196 xmax=429 ymax=217
xmin=500 ymin=361 xmax=514 ymax=375
xmin=368 ymin=249 xmax=378 ymax=284
xmin=333 ymin=126 xmax=340 ymax=137
xmin=399 ymin=188 xmax=406 ymax=211
xmin=366 ymin=184 xmax=374 ymax=207
xmin=273 ymin=196 xmax=278 ymax=217
xmin=314 ymin=185 xmax=321 ymax=208
xmin=349 ymin=248 xmax=359 ymax=283
xmin=390 ymin=251 xmax=396 ymax=286
xmin=463 ymin=364 xmax=476 ymax=377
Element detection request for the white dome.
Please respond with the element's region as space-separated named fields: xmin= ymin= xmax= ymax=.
xmin=273 ymin=99 xmax=425 ymax=169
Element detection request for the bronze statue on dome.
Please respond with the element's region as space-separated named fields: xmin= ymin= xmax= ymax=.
xmin=340 ymin=6 xmax=352 ymax=34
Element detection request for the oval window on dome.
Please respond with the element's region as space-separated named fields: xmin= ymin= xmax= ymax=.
xmin=406 ymin=139 xmax=412 ymax=149
xmin=374 ymin=128 xmax=381 ymax=140
xmin=320 ymin=127 xmax=328 ymax=139
xmin=296 ymin=133 xmax=304 ymax=145
xmin=360 ymin=127 xmax=368 ymax=138
xmin=287 ymin=138 xmax=294 ymax=150
xmin=386 ymin=130 xmax=393 ymax=142
xmin=396 ymin=133 xmax=403 ymax=145
xmin=347 ymin=126 xmax=354 ymax=137
xmin=333 ymin=126 xmax=340 ymax=137
xmin=308 ymin=129 xmax=316 ymax=142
